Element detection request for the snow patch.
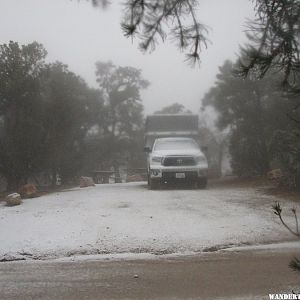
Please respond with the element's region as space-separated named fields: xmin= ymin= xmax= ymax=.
xmin=0 ymin=182 xmax=297 ymax=261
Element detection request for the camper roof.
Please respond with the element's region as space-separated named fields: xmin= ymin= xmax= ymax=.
xmin=145 ymin=114 xmax=198 ymax=133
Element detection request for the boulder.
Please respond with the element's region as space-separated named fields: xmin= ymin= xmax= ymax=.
xmin=267 ymin=169 xmax=283 ymax=181
xmin=126 ymin=174 xmax=144 ymax=183
xmin=267 ymin=168 xmax=296 ymax=188
xmin=80 ymin=176 xmax=95 ymax=188
xmin=6 ymin=193 xmax=22 ymax=206
xmin=19 ymin=183 xmax=38 ymax=198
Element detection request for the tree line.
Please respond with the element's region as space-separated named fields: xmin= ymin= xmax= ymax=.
xmin=1 ymin=38 xmax=299 ymax=191
xmin=0 ymin=41 xmax=148 ymax=190
xmin=202 ymin=58 xmax=300 ymax=187
xmin=2 ymin=0 xmax=300 ymax=189
xmin=201 ymin=0 xmax=300 ymax=188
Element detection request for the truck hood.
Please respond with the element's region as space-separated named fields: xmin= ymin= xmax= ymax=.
xmin=151 ymin=149 xmax=203 ymax=157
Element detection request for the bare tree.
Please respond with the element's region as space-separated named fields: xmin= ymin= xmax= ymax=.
xmin=273 ymin=202 xmax=300 ymax=272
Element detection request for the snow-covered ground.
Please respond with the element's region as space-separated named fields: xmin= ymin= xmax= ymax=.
xmin=0 ymin=182 xmax=298 ymax=261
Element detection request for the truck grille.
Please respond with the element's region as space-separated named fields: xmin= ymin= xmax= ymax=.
xmin=162 ymin=156 xmax=195 ymax=166
xmin=162 ymin=171 xmax=198 ymax=180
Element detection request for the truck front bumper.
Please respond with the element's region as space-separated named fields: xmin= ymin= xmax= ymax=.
xmin=149 ymin=166 xmax=208 ymax=180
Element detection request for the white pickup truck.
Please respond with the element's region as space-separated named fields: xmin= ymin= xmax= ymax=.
xmin=144 ymin=114 xmax=208 ymax=189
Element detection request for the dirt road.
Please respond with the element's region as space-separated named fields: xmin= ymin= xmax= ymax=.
xmin=1 ymin=248 xmax=300 ymax=300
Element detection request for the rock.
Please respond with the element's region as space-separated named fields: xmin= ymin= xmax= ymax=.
xmin=267 ymin=169 xmax=283 ymax=180
xmin=267 ymin=168 xmax=296 ymax=188
xmin=126 ymin=174 xmax=144 ymax=183
xmin=19 ymin=183 xmax=38 ymax=198
xmin=79 ymin=176 xmax=95 ymax=188
xmin=134 ymin=274 xmax=139 ymax=278
xmin=6 ymin=193 xmax=22 ymax=206
xmin=0 ymin=254 xmax=26 ymax=262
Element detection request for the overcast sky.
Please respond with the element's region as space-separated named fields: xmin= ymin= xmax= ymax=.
xmin=0 ymin=0 xmax=255 ymax=114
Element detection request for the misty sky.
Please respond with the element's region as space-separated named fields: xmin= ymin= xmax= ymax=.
xmin=0 ymin=0 xmax=255 ymax=114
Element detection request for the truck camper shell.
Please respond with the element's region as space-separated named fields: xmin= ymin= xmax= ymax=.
xmin=144 ymin=114 xmax=199 ymax=149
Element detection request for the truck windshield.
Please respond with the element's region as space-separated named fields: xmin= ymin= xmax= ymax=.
xmin=154 ymin=139 xmax=199 ymax=151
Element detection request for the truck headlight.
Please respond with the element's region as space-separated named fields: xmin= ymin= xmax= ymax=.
xmin=194 ymin=155 xmax=207 ymax=164
xmin=151 ymin=169 xmax=161 ymax=176
xmin=151 ymin=156 xmax=162 ymax=164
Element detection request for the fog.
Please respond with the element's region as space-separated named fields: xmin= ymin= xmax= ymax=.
xmin=1 ymin=2 xmax=300 ymax=295
xmin=0 ymin=0 xmax=255 ymax=113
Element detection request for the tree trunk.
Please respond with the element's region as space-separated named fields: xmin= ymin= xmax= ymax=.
xmin=253 ymin=87 xmax=270 ymax=175
xmin=113 ymin=160 xmax=122 ymax=183
xmin=51 ymin=168 xmax=57 ymax=188
xmin=6 ymin=174 xmax=24 ymax=192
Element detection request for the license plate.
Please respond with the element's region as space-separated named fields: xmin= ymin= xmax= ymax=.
xmin=175 ymin=173 xmax=185 ymax=178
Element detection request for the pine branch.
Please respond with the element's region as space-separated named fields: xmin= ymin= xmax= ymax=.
xmin=289 ymin=257 xmax=300 ymax=272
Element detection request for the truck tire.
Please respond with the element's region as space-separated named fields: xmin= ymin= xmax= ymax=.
xmin=197 ymin=178 xmax=207 ymax=189
xmin=149 ymin=178 xmax=159 ymax=190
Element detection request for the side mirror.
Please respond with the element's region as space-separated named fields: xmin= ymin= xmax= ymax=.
xmin=144 ymin=146 xmax=151 ymax=153
xmin=201 ymin=146 xmax=208 ymax=152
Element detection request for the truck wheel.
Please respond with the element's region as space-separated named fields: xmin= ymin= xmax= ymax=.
xmin=197 ymin=178 xmax=207 ymax=189
xmin=149 ymin=178 xmax=159 ymax=190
